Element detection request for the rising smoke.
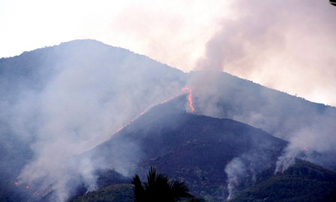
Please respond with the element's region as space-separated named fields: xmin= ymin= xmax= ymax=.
xmin=0 ymin=40 xmax=185 ymax=201
xmin=1 ymin=1 xmax=336 ymax=201
xmin=196 ymin=0 xmax=336 ymax=106
xmin=225 ymin=157 xmax=246 ymax=200
xmin=191 ymin=0 xmax=336 ymax=196
xmin=189 ymin=70 xmax=336 ymax=198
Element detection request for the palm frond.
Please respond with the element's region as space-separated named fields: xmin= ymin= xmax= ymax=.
xmin=132 ymin=174 xmax=145 ymax=202
xmin=132 ymin=167 xmax=194 ymax=202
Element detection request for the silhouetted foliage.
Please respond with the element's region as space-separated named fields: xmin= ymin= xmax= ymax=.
xmin=71 ymin=184 xmax=134 ymax=202
xmin=132 ymin=167 xmax=194 ymax=202
xmin=330 ymin=0 xmax=336 ymax=7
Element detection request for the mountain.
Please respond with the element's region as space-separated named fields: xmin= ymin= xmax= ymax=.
xmin=1 ymin=39 xmax=336 ymax=201
xmin=86 ymin=95 xmax=288 ymax=200
xmin=0 ymin=39 xmax=185 ymax=202
xmin=77 ymin=93 xmax=336 ymax=201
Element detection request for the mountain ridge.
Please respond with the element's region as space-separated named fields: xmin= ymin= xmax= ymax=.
xmin=1 ymin=39 xmax=336 ymax=201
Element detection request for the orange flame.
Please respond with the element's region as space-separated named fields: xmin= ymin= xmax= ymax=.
xmin=182 ymin=86 xmax=195 ymax=113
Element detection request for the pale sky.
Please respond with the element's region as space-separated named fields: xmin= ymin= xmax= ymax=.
xmin=1 ymin=0 xmax=336 ymax=106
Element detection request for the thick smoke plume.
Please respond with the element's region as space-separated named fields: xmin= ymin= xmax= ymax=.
xmin=0 ymin=40 xmax=184 ymax=201
xmin=189 ymin=71 xmax=336 ymax=174
xmin=196 ymin=0 xmax=336 ymax=106
xmin=191 ymin=0 xmax=336 ymax=174
xmin=1 ymin=1 xmax=336 ymax=200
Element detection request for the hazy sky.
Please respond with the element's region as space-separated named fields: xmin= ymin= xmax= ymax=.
xmin=1 ymin=0 xmax=335 ymax=106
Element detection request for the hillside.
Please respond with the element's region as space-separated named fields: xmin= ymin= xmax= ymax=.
xmin=87 ymin=95 xmax=288 ymax=200
xmin=1 ymin=40 xmax=336 ymax=201
xmin=230 ymin=161 xmax=336 ymax=202
xmin=70 ymin=161 xmax=336 ymax=202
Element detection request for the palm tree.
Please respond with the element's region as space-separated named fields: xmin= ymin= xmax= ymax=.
xmin=132 ymin=167 xmax=194 ymax=202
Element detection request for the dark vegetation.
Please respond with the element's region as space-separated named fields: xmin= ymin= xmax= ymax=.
xmin=71 ymin=167 xmax=205 ymax=202
xmin=230 ymin=161 xmax=336 ymax=202
xmin=132 ymin=167 xmax=194 ymax=202
xmin=95 ymin=169 xmax=131 ymax=188
xmin=71 ymin=184 xmax=134 ymax=202
xmin=70 ymin=162 xmax=336 ymax=202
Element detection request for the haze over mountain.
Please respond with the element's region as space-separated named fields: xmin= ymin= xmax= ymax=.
xmin=189 ymin=71 xmax=336 ymax=171
xmin=1 ymin=40 xmax=336 ymax=201
xmin=0 ymin=40 xmax=185 ymax=201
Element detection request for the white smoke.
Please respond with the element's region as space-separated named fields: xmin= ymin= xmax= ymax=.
xmin=225 ymin=158 xmax=247 ymax=200
xmin=191 ymin=1 xmax=336 ymax=173
xmin=196 ymin=0 xmax=336 ymax=106
xmin=275 ymin=111 xmax=336 ymax=172
xmin=224 ymin=150 xmax=272 ymax=200
xmin=1 ymin=40 xmax=184 ymax=201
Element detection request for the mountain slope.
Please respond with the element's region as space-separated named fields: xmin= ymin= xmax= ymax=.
xmin=189 ymin=71 xmax=336 ymax=170
xmin=189 ymin=71 xmax=336 ymax=140
xmin=88 ymin=96 xmax=288 ymax=200
xmin=81 ymin=95 xmax=336 ymax=200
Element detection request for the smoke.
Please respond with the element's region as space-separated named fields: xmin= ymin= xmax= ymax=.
xmin=1 ymin=1 xmax=336 ymax=199
xmin=189 ymin=71 xmax=336 ymax=175
xmin=274 ymin=144 xmax=301 ymax=174
xmin=0 ymin=40 xmax=184 ymax=201
xmin=225 ymin=158 xmax=246 ymax=200
xmin=190 ymin=0 xmax=336 ymax=174
xmin=196 ymin=0 xmax=336 ymax=106
xmin=224 ymin=150 xmax=273 ymax=200
xmin=275 ymin=108 xmax=336 ymax=172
